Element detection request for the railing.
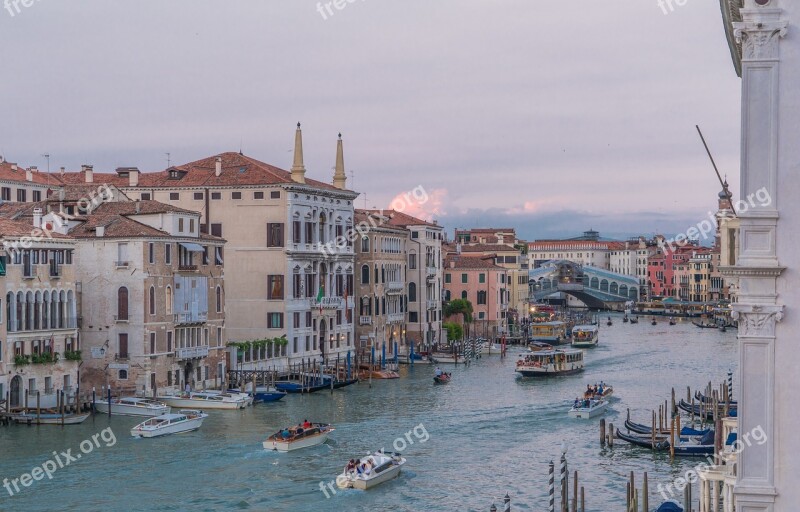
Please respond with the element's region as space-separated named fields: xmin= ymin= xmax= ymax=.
xmin=173 ymin=312 xmax=208 ymax=324
xmin=359 ymin=316 xmax=372 ymax=326
xmin=426 ymin=300 xmax=438 ymax=310
xmin=49 ymin=262 xmax=61 ymax=278
xmin=313 ymin=297 xmax=343 ymax=309
xmin=385 ymin=281 xmax=404 ymax=293
xmin=176 ymin=345 xmax=210 ymax=360
xmin=387 ymin=313 xmax=404 ymax=324
xmin=7 ymin=316 xmax=78 ymax=332
xmin=426 ymin=266 xmax=437 ymax=276
xmin=178 ymin=264 xmax=198 ymax=272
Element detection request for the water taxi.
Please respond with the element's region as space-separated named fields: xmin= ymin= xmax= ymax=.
xmin=569 ymin=398 xmax=608 ymax=419
xmin=336 ymin=451 xmax=406 ymax=490
xmin=130 ymin=409 xmax=208 ymax=438
xmin=157 ymin=392 xmax=248 ymax=410
xmin=263 ymin=423 xmax=334 ymax=452
xmin=12 ymin=411 xmax=91 ymax=425
xmin=528 ymin=321 xmax=568 ymax=344
xmin=571 ymin=325 xmax=599 ymax=348
xmin=515 ymin=348 xmax=584 ymax=377
xmin=94 ymin=397 xmax=170 ymax=417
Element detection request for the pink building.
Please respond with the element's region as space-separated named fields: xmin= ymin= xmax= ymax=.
xmin=442 ymin=254 xmax=509 ymax=338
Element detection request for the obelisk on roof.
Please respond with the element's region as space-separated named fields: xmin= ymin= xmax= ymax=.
xmin=291 ymin=122 xmax=306 ymax=184
xmin=333 ymin=132 xmax=347 ymax=190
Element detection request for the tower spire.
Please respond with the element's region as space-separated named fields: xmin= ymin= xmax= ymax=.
xmin=333 ymin=132 xmax=347 ymax=189
xmin=291 ymin=122 xmax=306 ymax=184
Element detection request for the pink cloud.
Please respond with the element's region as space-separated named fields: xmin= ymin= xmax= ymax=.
xmin=389 ymin=187 xmax=448 ymax=222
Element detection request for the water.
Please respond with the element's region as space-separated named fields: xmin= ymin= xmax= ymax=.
xmin=0 ymin=316 xmax=737 ymax=512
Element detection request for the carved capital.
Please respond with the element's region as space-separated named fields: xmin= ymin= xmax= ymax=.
xmin=734 ymin=20 xmax=788 ymax=60
xmin=732 ymin=304 xmax=784 ymax=337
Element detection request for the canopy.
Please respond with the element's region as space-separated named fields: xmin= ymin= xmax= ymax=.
xmin=179 ymin=242 xmax=205 ymax=253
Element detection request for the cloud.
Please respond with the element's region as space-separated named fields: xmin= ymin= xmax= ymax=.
xmin=389 ymin=187 xmax=448 ymax=222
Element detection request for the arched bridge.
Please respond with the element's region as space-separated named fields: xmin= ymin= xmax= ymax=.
xmin=529 ymin=260 xmax=641 ymax=308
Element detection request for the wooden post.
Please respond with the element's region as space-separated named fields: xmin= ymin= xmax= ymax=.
xmin=600 ymin=418 xmax=606 ymax=446
xmin=608 ymin=423 xmax=613 ymax=447
xmin=60 ymin=390 xmax=65 ymax=425
xmin=672 ymin=387 xmax=676 ymax=417
xmin=572 ymin=471 xmax=578 ymax=512
xmin=687 ymin=385 xmax=691 ymax=402
xmin=643 ymin=472 xmax=649 ymax=512
xmin=670 ymin=416 xmax=675 ymax=460
xmin=580 ymin=487 xmax=584 ymax=512
xmin=652 ymin=410 xmax=656 ymax=448
xmin=36 ymin=391 xmax=41 ymax=423
xmin=107 ymin=387 xmax=112 ymax=417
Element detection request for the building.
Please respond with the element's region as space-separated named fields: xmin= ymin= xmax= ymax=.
xmin=528 ymin=230 xmax=614 ymax=269
xmin=57 ymin=124 xmax=359 ymax=370
xmin=454 ymin=228 xmax=518 ymax=246
xmin=647 ymin=243 xmax=698 ymax=299
xmin=353 ymin=209 xmax=409 ymax=357
xmin=0 ymin=217 xmax=80 ymax=410
xmin=0 ymin=159 xmax=60 ymax=204
xmin=442 ymin=253 xmax=509 ymax=338
xmin=609 ymin=238 xmax=657 ymax=300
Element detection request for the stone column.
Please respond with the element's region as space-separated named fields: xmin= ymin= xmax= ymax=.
xmin=727 ymin=2 xmax=789 ymax=511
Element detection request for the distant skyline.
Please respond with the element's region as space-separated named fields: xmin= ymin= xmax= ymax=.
xmin=0 ymin=1 xmax=741 ymax=241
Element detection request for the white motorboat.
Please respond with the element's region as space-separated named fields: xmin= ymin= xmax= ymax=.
xmin=94 ymin=397 xmax=170 ymax=417
xmin=263 ymin=423 xmax=334 ymax=452
xmin=130 ymin=409 xmax=208 ymax=438
xmin=569 ymin=399 xmax=608 ymax=419
xmin=336 ymin=451 xmax=406 ymax=490
xmin=204 ymin=389 xmax=254 ymax=406
xmin=12 ymin=412 xmax=90 ymax=425
xmin=571 ymin=325 xmax=599 ymax=348
xmin=430 ymin=351 xmax=460 ymax=364
xmin=157 ymin=392 xmax=248 ymax=410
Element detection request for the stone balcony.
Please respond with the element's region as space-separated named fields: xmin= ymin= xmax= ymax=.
xmin=175 ymin=345 xmax=210 ymax=360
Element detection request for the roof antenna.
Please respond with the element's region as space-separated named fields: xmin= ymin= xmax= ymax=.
xmin=696 ymin=125 xmax=736 ymax=216
xmin=239 ymin=138 xmax=243 ymax=156
xmin=42 ymin=153 xmax=50 ymax=186
xmin=166 ymin=152 xmax=171 ymax=167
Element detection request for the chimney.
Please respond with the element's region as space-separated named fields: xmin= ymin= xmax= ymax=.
xmin=290 ymin=122 xmax=306 ymax=184
xmin=456 ymin=243 xmax=462 ymax=254
xmin=96 ymin=225 xmax=105 ymax=237
xmin=215 ymin=157 xmax=222 ymax=177
xmin=26 ymin=167 xmax=33 ymax=182
xmin=59 ymin=166 xmax=65 ymax=175
xmin=33 ymin=208 xmax=42 ymax=228
xmin=129 ymin=168 xmax=140 ymax=187
xmin=135 ymin=200 xmax=141 ymax=214
xmin=82 ymin=164 xmax=94 ymax=183
xmin=333 ymin=133 xmax=347 ymax=189
xmin=11 ymin=164 xmax=17 ymax=172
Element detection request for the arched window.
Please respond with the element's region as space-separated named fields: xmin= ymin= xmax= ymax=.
xmin=477 ymin=291 xmax=487 ymax=305
xmin=216 ymin=286 xmax=222 ymax=313
xmin=360 ymin=236 xmax=369 ymax=253
xmin=118 ymin=287 xmax=129 ymax=321
xmin=408 ymin=282 xmax=417 ymax=302
xmin=461 ymin=291 xmax=468 ymax=299
xmin=361 ymin=265 xmax=370 ymax=285
xmin=165 ymin=286 xmax=173 ymax=315
xmin=149 ymin=286 xmax=156 ymax=315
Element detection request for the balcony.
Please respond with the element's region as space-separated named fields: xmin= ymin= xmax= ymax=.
xmin=426 ymin=300 xmax=438 ymax=310
xmin=23 ymin=267 xmax=36 ymax=279
xmin=176 ymin=345 xmax=210 ymax=360
xmin=359 ymin=316 xmax=373 ymax=326
xmin=387 ymin=313 xmax=404 ymax=324
xmin=174 ymin=312 xmax=208 ymax=325
xmin=313 ymin=297 xmax=343 ymax=309
xmin=49 ymin=262 xmax=61 ymax=278
xmin=178 ymin=264 xmax=198 ymax=272
xmin=426 ymin=266 xmax=437 ymax=277
xmin=385 ymin=281 xmax=404 ymax=294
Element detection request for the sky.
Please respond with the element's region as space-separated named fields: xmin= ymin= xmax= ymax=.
xmin=0 ymin=0 xmax=741 ymax=241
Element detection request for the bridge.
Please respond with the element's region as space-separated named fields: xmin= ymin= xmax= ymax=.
xmin=529 ymin=260 xmax=641 ymax=309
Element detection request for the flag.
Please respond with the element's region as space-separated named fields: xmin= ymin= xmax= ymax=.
xmin=317 ymin=285 xmax=324 ymax=314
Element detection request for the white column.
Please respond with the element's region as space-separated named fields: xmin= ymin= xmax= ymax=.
xmin=729 ymin=2 xmax=788 ymax=511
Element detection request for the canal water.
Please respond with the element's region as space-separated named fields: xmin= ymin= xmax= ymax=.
xmin=0 ymin=316 xmax=737 ymax=512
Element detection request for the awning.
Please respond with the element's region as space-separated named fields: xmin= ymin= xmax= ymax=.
xmin=179 ymin=242 xmax=205 ymax=253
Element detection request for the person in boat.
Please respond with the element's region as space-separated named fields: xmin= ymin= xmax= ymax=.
xmin=345 ymin=459 xmax=356 ymax=473
xmin=597 ymin=384 xmax=604 ymax=396
xmin=281 ymin=428 xmax=292 ymax=439
xmin=303 ymin=419 xmax=312 ymax=429
xmin=574 ymin=398 xmax=581 ymax=408
xmin=435 ymin=367 xmax=443 ymax=377
xmin=586 ymin=384 xmax=593 ymax=395
xmin=296 ymin=424 xmax=304 ymax=436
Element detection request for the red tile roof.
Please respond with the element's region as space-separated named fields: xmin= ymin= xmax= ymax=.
xmin=444 ymin=255 xmax=504 ymax=270
xmin=0 ymin=218 xmax=71 ymax=239
xmin=0 ymin=161 xmax=62 ymax=186
xmin=358 ymin=209 xmax=440 ymax=229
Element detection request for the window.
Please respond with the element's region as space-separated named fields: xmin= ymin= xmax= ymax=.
xmin=361 ymin=265 xmax=370 ymax=284
xmin=268 ymin=275 xmax=284 ymax=300
xmin=16 ymin=189 xmax=26 ymax=202
xmin=293 ymin=337 xmax=298 ymax=354
xmin=165 ymin=286 xmax=173 ymax=315
xmin=169 ymin=192 xmax=179 ymax=200
xmin=211 ymin=192 xmax=221 ymax=200
xmin=216 ymin=286 xmax=222 ymax=313
xmin=215 ymin=247 xmax=223 ymax=265
xmin=32 ymin=190 xmax=41 ymax=202
xmin=141 ymin=193 xmax=151 ymax=200
xmin=1 ymin=187 xmax=9 ymax=201
xmin=150 ymin=332 xmax=156 ymax=354
xmin=118 ymin=370 xmax=128 ymax=380
xmin=167 ymin=370 xmax=172 ymax=386
xmin=408 ymin=282 xmax=417 ymax=302
xmin=305 ymin=336 xmax=310 ymax=351
xmin=408 ymin=253 xmax=417 ymax=269
xmin=409 ymin=312 xmax=418 ymax=323
xmin=193 ymin=192 xmax=203 ymax=200
xmin=210 ymin=223 xmax=222 ymax=237
xmin=167 ymin=331 xmax=173 ymax=352
xmin=202 ymin=246 xmax=209 ymax=265
xmin=306 ymin=311 xmax=312 ymax=327
xmin=178 ymin=218 xmax=184 ymax=232
xmin=293 ymin=312 xmax=300 ymax=328
xmin=268 ymin=313 xmax=284 ymax=329
xmin=461 ymin=273 xmax=468 ymax=283
xmin=254 ymin=191 xmax=264 ymax=200
xmin=479 ymin=273 xmax=486 ymax=283
xmin=118 ymin=333 xmax=129 ymax=359
xmin=117 ymin=242 xmax=129 ymax=265
xmin=461 ymin=291 xmax=468 ymax=299
xmin=117 ymin=287 xmax=129 ymax=321
xmin=148 ymin=243 xmax=155 ymax=264
xmin=149 ymin=286 xmax=156 ymax=315
xmin=477 ymin=291 xmax=487 ymax=305
xmin=293 ymin=221 xmax=302 ymax=244
xmin=445 ymin=274 xmax=451 ymax=284
xmin=232 ymin=191 xmax=242 ymax=200
xmin=270 ymin=191 xmax=280 ymax=199
xmin=216 ymin=327 xmax=222 ymax=347
xmin=189 ymin=219 xmax=195 ymax=233
xmin=361 ymin=237 xmax=370 ymax=252
xmin=267 ymin=223 xmax=284 ymax=247
xmin=165 ymin=243 xmax=172 ymax=264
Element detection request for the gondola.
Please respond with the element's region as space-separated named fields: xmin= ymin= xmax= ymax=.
xmin=624 ymin=417 xmax=710 ymax=437
xmin=629 ymin=317 xmax=639 ymax=324
xmin=694 ymin=391 xmax=737 ymax=407
xmin=623 ymin=315 xmax=629 ymax=323
xmin=678 ymin=398 xmax=737 ymax=419
xmin=433 ymin=373 xmax=451 ymax=384
xmin=668 ymin=317 xmax=676 ymax=326
xmin=615 ymin=429 xmax=715 ymax=456
xmin=651 ymin=317 xmax=657 ymax=326
xmin=606 ymin=316 xmax=613 ymax=326
xmin=692 ymin=322 xmax=718 ymax=329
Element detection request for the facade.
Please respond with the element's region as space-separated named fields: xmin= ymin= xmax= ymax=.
xmin=58 ymin=125 xmax=359 ymax=370
xmin=353 ymin=210 xmax=409 ymax=357
xmin=0 ymin=218 xmax=80 ymax=410
xmin=647 ymin=244 xmax=698 ymax=299
xmin=454 ymin=228 xmax=518 ymax=246
xmin=442 ymin=254 xmax=509 ymax=338
xmin=528 ymin=231 xmax=614 ymax=269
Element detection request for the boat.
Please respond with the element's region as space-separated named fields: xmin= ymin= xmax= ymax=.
xmin=202 ymin=389 xmax=253 ymax=406
xmin=692 ymin=321 xmax=718 ymax=329
xmin=629 ymin=317 xmax=639 ymax=324
xmin=624 ymin=417 xmax=710 ymax=437
xmin=130 ymin=409 xmax=208 ymax=438
xmin=694 ymin=391 xmax=737 ymax=407
xmin=94 ymin=397 xmax=170 ymax=417
xmin=678 ymin=398 xmax=736 ymax=419
xmin=359 ymin=366 xmax=400 ymax=379
xmin=528 ymin=342 xmax=554 ymax=352
xmin=263 ymin=423 xmax=334 ymax=452
xmin=606 ymin=316 xmax=613 ymax=326
xmin=615 ymin=428 xmax=715 ymax=457
xmin=656 ymin=501 xmax=684 ymax=512
xmin=430 ymin=351 xmax=461 ymax=364
xmin=571 ymin=325 xmax=599 ymax=348
xmin=669 ymin=317 xmax=676 ymax=326
xmin=157 ymin=392 xmax=248 ymax=410
xmin=515 ymin=348 xmax=584 ymax=377
xmin=11 ymin=412 xmax=90 ymax=425
xmin=336 ymin=451 xmax=406 ymax=490
xmin=229 ymin=387 xmax=287 ymax=403
xmin=569 ymin=398 xmax=608 ymax=419
xmin=583 ymin=383 xmax=613 ymax=399
xmin=623 ymin=315 xmax=629 ymax=323
xmin=332 ymin=378 xmax=359 ymax=389
xmin=651 ymin=317 xmax=658 ymax=326
xmin=433 ymin=373 xmax=451 ymax=384
xmin=398 ymin=352 xmax=432 ymax=364
xmin=274 ymin=380 xmax=330 ymax=394
xmin=529 ymin=321 xmax=568 ymax=344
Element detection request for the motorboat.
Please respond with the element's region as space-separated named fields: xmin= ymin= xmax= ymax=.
xmin=515 ymin=348 xmax=584 ymax=377
xmin=569 ymin=398 xmax=608 ymax=419
xmin=336 ymin=451 xmax=406 ymax=490
xmin=433 ymin=373 xmax=451 ymax=384
xmin=204 ymin=389 xmax=253 ymax=406
xmin=430 ymin=351 xmax=461 ymax=364
xmin=157 ymin=392 xmax=248 ymax=410
xmin=130 ymin=409 xmax=208 ymax=438
xmin=227 ymin=386 xmax=286 ymax=403
xmin=571 ymin=325 xmax=599 ymax=348
xmin=528 ymin=342 xmax=553 ymax=352
xmin=263 ymin=423 xmax=334 ymax=452
xmin=583 ymin=383 xmax=613 ymax=399
xmin=651 ymin=317 xmax=658 ymax=326
xmin=94 ymin=397 xmax=170 ymax=417
xmin=529 ymin=321 xmax=568 ymax=343
xmin=12 ymin=412 xmax=90 ymax=425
